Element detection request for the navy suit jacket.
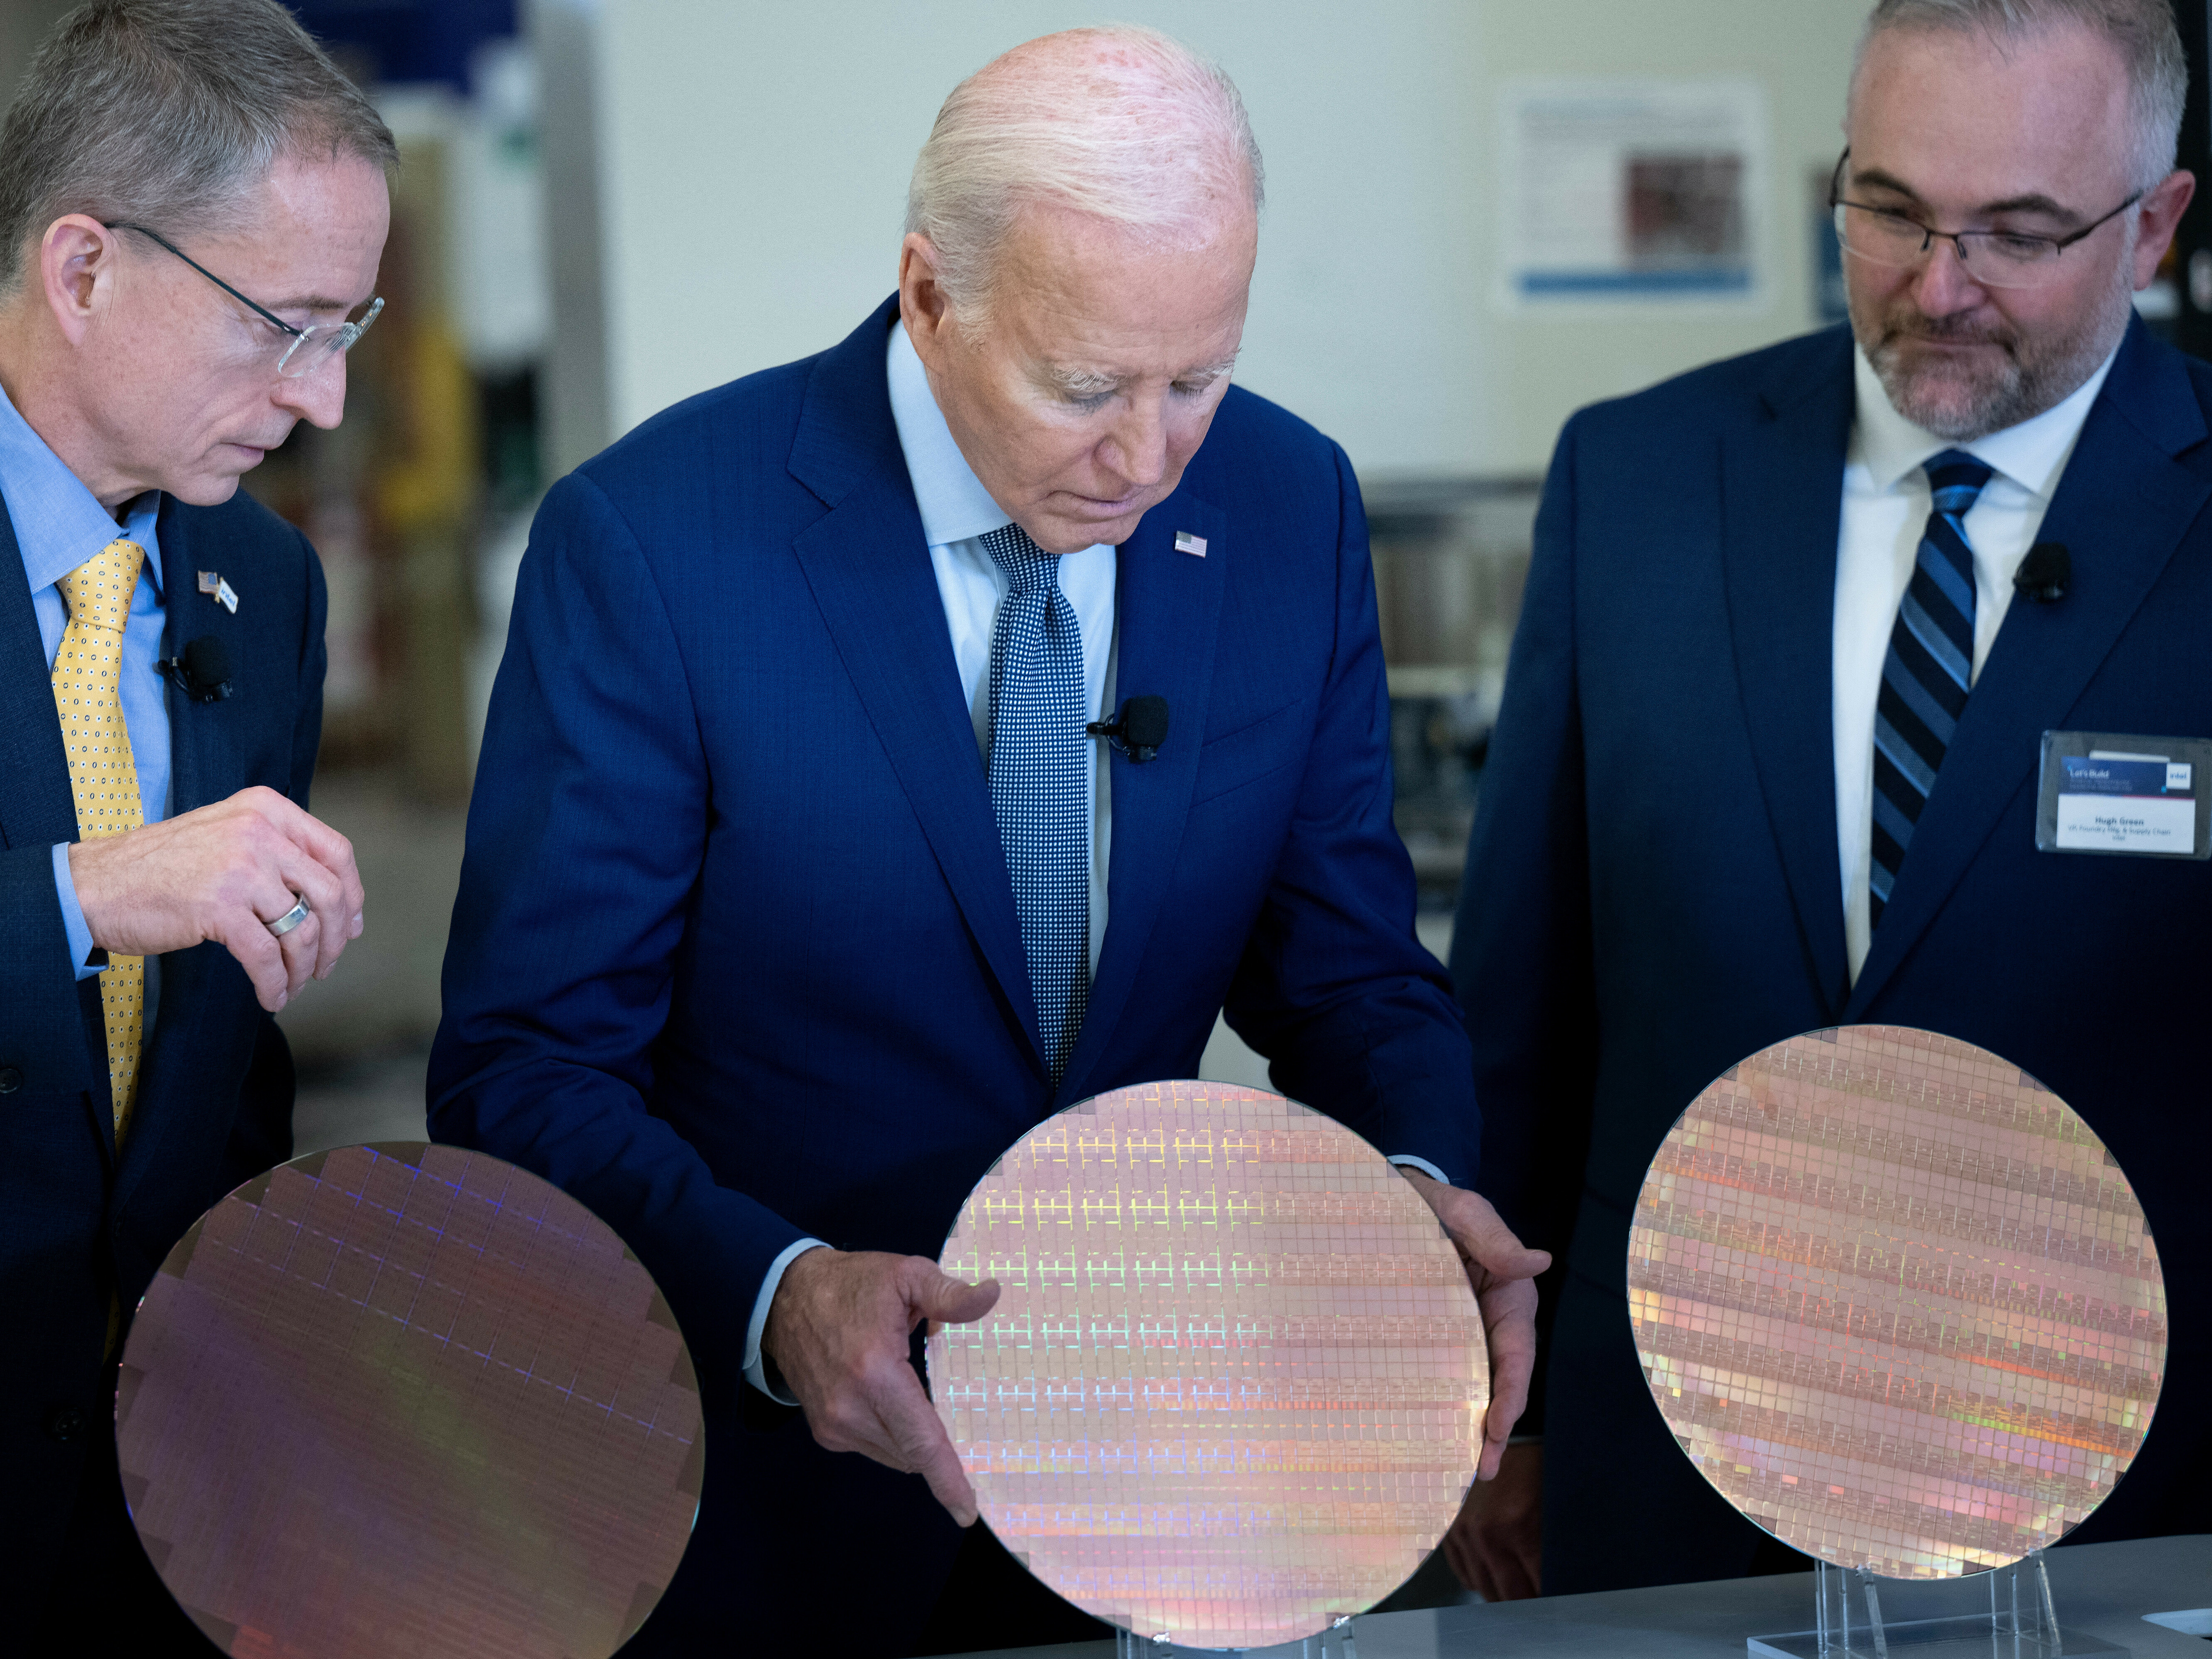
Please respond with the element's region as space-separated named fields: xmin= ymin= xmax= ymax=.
xmin=1452 ymin=316 xmax=2212 ymax=1592
xmin=429 ymin=297 xmax=1474 ymax=1650
xmin=0 ymin=489 xmax=323 ymax=1605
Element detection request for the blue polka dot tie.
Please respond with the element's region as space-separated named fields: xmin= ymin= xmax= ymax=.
xmin=1871 ymin=449 xmax=1993 ymax=926
xmin=983 ymin=521 xmax=1090 ymax=1085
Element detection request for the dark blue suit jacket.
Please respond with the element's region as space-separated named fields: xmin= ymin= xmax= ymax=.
xmin=0 ymin=489 xmax=323 ymax=1608
xmin=1452 ymin=317 xmax=2212 ymax=1593
xmin=429 ymin=297 xmax=1474 ymax=1652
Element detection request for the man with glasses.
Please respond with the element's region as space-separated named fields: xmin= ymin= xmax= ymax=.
xmin=1448 ymin=0 xmax=2209 ymax=1600
xmin=0 ymin=1 xmax=389 ymax=1646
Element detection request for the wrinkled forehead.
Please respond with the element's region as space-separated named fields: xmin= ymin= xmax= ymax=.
xmin=993 ymin=199 xmax=1255 ymax=329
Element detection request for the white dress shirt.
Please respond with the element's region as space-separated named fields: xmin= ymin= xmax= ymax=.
xmin=1834 ymin=341 xmax=2116 ymax=982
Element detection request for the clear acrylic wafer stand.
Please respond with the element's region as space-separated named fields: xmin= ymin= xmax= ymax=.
xmin=1748 ymin=1552 xmax=2125 ymax=1659
xmin=1113 ymin=1617 xmax=1359 ymax=1659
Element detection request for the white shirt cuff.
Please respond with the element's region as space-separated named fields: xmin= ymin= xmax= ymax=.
xmin=1387 ymin=1154 xmax=1452 ymax=1186
xmin=52 ymin=843 xmax=103 ymax=980
xmin=743 ymin=1237 xmax=830 ymax=1404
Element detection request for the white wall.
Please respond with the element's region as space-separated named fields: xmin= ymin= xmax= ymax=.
xmin=1470 ymin=0 xmax=1868 ymax=473
xmin=594 ymin=0 xmax=1869 ymax=478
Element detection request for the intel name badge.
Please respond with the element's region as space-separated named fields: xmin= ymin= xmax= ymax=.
xmin=2052 ymin=753 xmax=2195 ymax=853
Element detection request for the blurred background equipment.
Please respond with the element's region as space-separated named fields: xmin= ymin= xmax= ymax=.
xmin=1369 ymin=479 xmax=1542 ymax=908
xmin=4 ymin=0 xmax=2198 ymax=1158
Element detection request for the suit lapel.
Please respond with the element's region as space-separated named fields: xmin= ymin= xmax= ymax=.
xmin=788 ymin=301 xmax=1038 ymax=1062
xmin=1848 ymin=321 xmax=2211 ymax=1012
xmin=1058 ymin=493 xmax=1228 ymax=1103
xmin=0 ymin=489 xmax=77 ymax=853
xmin=0 ymin=489 xmax=112 ymax=1152
xmin=1722 ymin=333 xmax=1857 ymax=1015
xmin=118 ymin=498 xmax=220 ymax=1197
xmin=153 ymin=497 xmax=212 ymax=814
xmin=120 ymin=500 xmax=210 ymax=1203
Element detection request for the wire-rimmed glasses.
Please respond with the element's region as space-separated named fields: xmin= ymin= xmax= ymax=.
xmin=1827 ymin=149 xmax=2141 ymax=291
xmin=113 ymin=221 xmax=383 ymax=378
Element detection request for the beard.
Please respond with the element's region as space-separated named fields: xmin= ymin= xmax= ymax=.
xmin=1848 ymin=250 xmax=2137 ymax=441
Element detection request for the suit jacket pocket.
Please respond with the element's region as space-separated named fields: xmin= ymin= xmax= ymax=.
xmin=1188 ymin=696 xmax=1309 ymax=807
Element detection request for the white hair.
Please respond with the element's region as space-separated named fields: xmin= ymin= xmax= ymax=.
xmin=1853 ymin=0 xmax=2186 ymax=191
xmin=904 ymin=25 xmax=1265 ymax=330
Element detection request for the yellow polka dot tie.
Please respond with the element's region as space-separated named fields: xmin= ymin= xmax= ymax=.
xmin=53 ymin=538 xmax=147 ymax=1144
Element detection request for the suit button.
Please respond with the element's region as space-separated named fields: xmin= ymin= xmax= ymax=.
xmin=44 ymin=1405 xmax=88 ymax=1443
xmin=0 ymin=1066 xmax=20 ymax=1093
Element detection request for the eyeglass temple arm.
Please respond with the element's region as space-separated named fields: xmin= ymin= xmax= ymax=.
xmin=110 ymin=223 xmax=305 ymax=339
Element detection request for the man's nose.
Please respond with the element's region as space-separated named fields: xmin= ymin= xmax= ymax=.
xmin=1101 ymin=394 xmax=1168 ymax=489
xmin=273 ymin=352 xmax=349 ymax=430
xmin=1910 ymin=235 xmax=1991 ymax=315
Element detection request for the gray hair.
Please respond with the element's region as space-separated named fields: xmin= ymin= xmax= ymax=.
xmin=905 ymin=25 xmax=1265 ymax=329
xmin=1855 ymin=0 xmax=2187 ymax=190
xmin=0 ymin=0 xmax=397 ymax=296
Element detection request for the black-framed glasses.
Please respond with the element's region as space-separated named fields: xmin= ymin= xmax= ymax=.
xmin=1827 ymin=149 xmax=2141 ymax=291
xmin=113 ymin=222 xmax=383 ymax=379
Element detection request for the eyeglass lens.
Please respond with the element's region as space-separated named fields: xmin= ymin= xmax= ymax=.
xmin=275 ymin=299 xmax=382 ymax=379
xmin=1833 ymin=206 xmax=2062 ymax=291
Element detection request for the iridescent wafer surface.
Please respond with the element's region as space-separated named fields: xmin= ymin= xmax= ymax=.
xmin=117 ymin=1143 xmax=702 ymax=1658
xmin=929 ymin=1082 xmax=1486 ymax=1650
xmin=1630 ymin=1027 xmax=2164 ymax=1578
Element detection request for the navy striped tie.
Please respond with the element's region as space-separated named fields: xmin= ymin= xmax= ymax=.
xmin=982 ymin=522 xmax=1090 ymax=1085
xmin=1870 ymin=449 xmax=1993 ymax=926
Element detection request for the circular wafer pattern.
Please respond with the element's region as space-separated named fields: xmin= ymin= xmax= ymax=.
xmin=1630 ymin=1026 xmax=2165 ymax=1578
xmin=117 ymin=1143 xmax=702 ymax=1658
xmin=928 ymin=1081 xmax=1486 ymax=1649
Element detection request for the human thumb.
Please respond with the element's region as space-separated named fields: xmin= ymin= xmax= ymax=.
xmin=906 ymin=1261 xmax=1001 ymax=1326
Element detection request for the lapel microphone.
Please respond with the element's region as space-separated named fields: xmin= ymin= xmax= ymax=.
xmin=1086 ymin=695 xmax=1170 ymax=763
xmin=2014 ymin=543 xmax=2070 ymax=604
xmin=158 ymin=634 xmax=234 ymax=702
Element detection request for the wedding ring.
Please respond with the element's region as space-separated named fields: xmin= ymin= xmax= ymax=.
xmin=267 ymin=895 xmax=311 ymax=937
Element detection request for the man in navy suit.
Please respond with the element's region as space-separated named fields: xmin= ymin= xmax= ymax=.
xmin=1448 ymin=0 xmax=2210 ymax=1602
xmin=0 ymin=1 xmax=388 ymax=1647
xmin=434 ymin=24 xmax=1544 ymax=1656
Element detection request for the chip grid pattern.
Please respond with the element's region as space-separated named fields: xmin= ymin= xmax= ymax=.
xmin=1629 ymin=1026 xmax=2165 ymax=1579
xmin=931 ymin=1082 xmax=1486 ymax=1649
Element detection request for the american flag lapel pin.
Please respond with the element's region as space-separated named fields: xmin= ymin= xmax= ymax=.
xmin=1174 ymin=531 xmax=1207 ymax=558
xmin=197 ymin=570 xmax=220 ymax=595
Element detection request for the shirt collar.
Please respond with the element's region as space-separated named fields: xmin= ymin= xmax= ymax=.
xmin=0 ymin=378 xmax=161 ymax=597
xmin=1850 ymin=336 xmax=2119 ymax=500
xmin=886 ymin=318 xmax=1013 ymax=547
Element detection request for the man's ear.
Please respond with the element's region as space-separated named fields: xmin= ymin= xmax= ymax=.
xmin=2133 ymin=169 xmax=2196 ymax=290
xmin=39 ymin=215 xmax=122 ymax=345
xmin=898 ymin=232 xmax=955 ymax=367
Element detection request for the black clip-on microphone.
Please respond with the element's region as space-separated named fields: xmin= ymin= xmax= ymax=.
xmin=2014 ymin=542 xmax=2070 ymax=604
xmin=157 ymin=634 xmax=234 ymax=703
xmin=1086 ymin=694 xmax=1170 ymax=763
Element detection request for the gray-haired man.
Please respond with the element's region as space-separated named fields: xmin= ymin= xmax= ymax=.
xmin=435 ymin=23 xmax=1545 ymax=1657
xmin=0 ymin=2 xmax=390 ymax=1644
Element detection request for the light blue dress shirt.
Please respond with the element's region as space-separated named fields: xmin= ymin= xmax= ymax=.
xmin=888 ymin=318 xmax=1121 ymax=969
xmin=0 ymin=381 xmax=169 ymax=986
xmin=738 ymin=322 xmax=1446 ymax=1403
